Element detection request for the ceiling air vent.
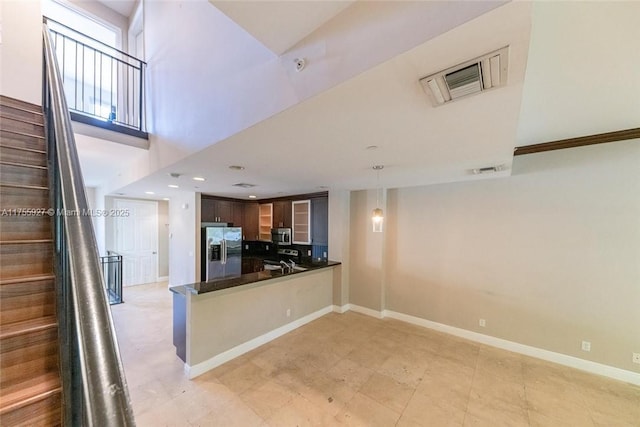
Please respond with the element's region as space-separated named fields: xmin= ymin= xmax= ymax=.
xmin=420 ymin=46 xmax=509 ymax=106
xmin=233 ymin=183 xmax=256 ymax=188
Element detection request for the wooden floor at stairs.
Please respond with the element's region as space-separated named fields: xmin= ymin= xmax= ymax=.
xmin=0 ymin=95 xmax=62 ymax=426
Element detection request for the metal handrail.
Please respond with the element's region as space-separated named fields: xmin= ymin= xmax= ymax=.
xmin=43 ymin=24 xmax=135 ymax=426
xmin=44 ymin=17 xmax=148 ymax=65
xmin=43 ymin=16 xmax=146 ymax=133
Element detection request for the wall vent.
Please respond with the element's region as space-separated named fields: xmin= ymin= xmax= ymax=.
xmin=420 ymin=46 xmax=509 ymax=106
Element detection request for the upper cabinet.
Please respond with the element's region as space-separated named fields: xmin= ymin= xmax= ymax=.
xmin=202 ymin=197 xmax=243 ymax=227
xmin=201 ymin=192 xmax=327 ymax=243
xmin=243 ymin=203 xmax=259 ymax=241
xmin=292 ymin=200 xmax=311 ymax=244
xmin=258 ymin=203 xmax=273 ymax=241
xmin=272 ymin=200 xmax=292 ymax=228
xmin=311 ymin=197 xmax=328 ymax=246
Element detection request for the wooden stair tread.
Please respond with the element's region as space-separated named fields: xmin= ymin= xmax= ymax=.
xmin=0 ymin=144 xmax=46 ymax=155
xmin=0 ymin=274 xmax=55 ymax=286
xmin=0 ymin=372 xmax=61 ymax=414
xmin=0 ymin=114 xmax=45 ymax=128
xmin=0 ymin=96 xmax=43 ymax=114
xmin=0 ymin=161 xmax=47 ymax=170
xmin=0 ymin=315 xmax=57 ymax=340
xmin=0 ymin=239 xmax=53 ymax=245
xmin=0 ymin=129 xmax=45 ymax=140
xmin=0 ymin=183 xmax=48 ymax=191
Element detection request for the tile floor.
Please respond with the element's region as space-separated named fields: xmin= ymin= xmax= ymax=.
xmin=111 ymin=282 xmax=640 ymax=426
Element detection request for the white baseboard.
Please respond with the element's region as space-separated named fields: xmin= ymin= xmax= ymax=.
xmin=332 ymin=304 xmax=351 ymax=314
xmin=349 ymin=304 xmax=384 ymax=319
xmin=186 ymin=305 xmax=333 ymax=379
xmin=157 ymin=276 xmax=169 ymax=282
xmin=381 ymin=309 xmax=640 ymax=386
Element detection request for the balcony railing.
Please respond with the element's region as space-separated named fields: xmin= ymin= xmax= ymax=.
xmin=43 ymin=17 xmax=147 ymax=137
xmin=101 ymin=251 xmax=124 ymax=305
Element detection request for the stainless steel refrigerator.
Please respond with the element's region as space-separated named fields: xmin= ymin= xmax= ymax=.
xmin=201 ymin=226 xmax=242 ymax=281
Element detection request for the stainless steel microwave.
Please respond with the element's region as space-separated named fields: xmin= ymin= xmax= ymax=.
xmin=271 ymin=228 xmax=291 ymax=245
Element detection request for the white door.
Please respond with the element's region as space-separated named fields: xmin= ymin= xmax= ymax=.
xmin=114 ymin=199 xmax=158 ymax=286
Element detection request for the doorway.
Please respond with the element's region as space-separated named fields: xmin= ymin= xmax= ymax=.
xmin=113 ymin=198 xmax=158 ymax=286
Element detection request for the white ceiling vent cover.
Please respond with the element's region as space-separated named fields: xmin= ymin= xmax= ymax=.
xmin=420 ymin=46 xmax=509 ymax=107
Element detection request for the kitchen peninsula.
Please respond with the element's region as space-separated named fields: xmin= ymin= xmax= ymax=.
xmin=170 ymin=261 xmax=341 ymax=379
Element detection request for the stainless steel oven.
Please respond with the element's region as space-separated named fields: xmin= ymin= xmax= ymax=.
xmin=270 ymin=228 xmax=291 ymax=245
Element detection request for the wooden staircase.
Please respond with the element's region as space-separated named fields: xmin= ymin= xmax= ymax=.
xmin=0 ymin=96 xmax=62 ymax=426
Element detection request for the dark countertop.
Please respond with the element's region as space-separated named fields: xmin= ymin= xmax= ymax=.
xmin=170 ymin=260 xmax=340 ymax=296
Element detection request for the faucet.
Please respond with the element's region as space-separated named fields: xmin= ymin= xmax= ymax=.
xmin=289 ymin=259 xmax=296 ymax=268
xmin=280 ymin=260 xmax=291 ymax=272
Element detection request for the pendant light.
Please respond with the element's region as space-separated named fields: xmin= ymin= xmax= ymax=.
xmin=372 ymin=165 xmax=384 ymax=232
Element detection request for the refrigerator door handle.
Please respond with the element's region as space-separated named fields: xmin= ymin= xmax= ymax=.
xmin=206 ymin=244 xmax=211 ymax=280
xmin=222 ymin=239 xmax=227 ymax=264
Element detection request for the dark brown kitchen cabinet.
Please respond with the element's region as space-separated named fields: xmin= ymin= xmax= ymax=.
xmin=201 ymin=197 xmax=242 ymax=224
xmin=243 ymin=202 xmax=259 ymax=241
xmin=231 ymin=201 xmax=244 ymax=227
xmin=272 ymin=200 xmax=292 ymax=228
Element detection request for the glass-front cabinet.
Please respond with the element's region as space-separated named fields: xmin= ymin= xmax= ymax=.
xmin=292 ymin=200 xmax=311 ymax=244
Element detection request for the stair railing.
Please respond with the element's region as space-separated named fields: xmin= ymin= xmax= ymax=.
xmin=43 ymin=24 xmax=135 ymax=426
xmin=101 ymin=251 xmax=124 ymax=305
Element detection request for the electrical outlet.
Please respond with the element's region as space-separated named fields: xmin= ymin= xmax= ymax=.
xmin=307 ymin=250 xmax=311 ymax=256
xmin=286 ymin=309 xmax=291 ymax=318
xmin=479 ymin=319 xmax=486 ymax=327
xmin=245 ymin=244 xmax=249 ymax=250
xmin=633 ymin=353 xmax=640 ymax=364
xmin=323 ymin=251 xmax=327 ymax=258
xmin=581 ymin=341 xmax=591 ymax=352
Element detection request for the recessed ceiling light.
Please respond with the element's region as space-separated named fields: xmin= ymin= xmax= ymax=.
xmin=168 ymin=184 xmax=179 ymax=188
xmin=248 ymin=195 xmax=257 ymax=199
xmin=145 ymin=191 xmax=155 ymax=195
xmin=193 ymin=177 xmax=206 ymax=181
xmin=162 ymin=198 xmax=170 ymax=201
xmin=229 ymin=165 xmax=245 ymax=171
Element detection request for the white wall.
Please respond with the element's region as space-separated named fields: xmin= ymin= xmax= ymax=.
xmin=349 ymin=140 xmax=640 ymax=373
xmin=168 ymin=192 xmax=199 ymax=287
xmin=328 ymin=190 xmax=350 ymax=306
xmin=0 ymin=0 xmax=42 ymax=104
xmin=516 ymin=1 xmax=640 ymax=145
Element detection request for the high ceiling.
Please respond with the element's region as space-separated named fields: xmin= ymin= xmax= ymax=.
xmin=81 ymin=1 xmax=640 ymax=201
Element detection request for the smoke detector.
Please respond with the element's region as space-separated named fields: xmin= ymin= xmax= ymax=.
xmin=420 ymin=46 xmax=509 ymax=107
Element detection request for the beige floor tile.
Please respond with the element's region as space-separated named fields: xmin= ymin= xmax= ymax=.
xmin=266 ymin=394 xmax=340 ymax=427
xmin=326 ymin=358 xmax=375 ymax=391
xmin=299 ymin=375 xmax=358 ymax=417
xmin=189 ymin=396 xmax=265 ymax=427
xmin=336 ymin=392 xmax=401 ymax=427
xmin=527 ymin=408 xmax=594 ymax=427
xmin=112 ymin=282 xmax=640 ymax=427
xmin=416 ymin=362 xmax=472 ymax=411
xmin=239 ymin=379 xmax=297 ymax=420
xmin=376 ymin=352 xmax=428 ymax=388
xmin=359 ymin=371 xmax=415 ymax=413
xmin=399 ymin=390 xmax=465 ymax=427
xmin=346 ymin=342 xmax=392 ymax=371
xmin=218 ymin=361 xmax=269 ymax=394
xmin=464 ymin=397 xmax=530 ymax=427
xmin=470 ymin=375 xmax=527 ymax=410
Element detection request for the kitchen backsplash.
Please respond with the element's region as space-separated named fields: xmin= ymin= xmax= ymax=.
xmin=242 ymin=240 xmax=327 ymax=262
